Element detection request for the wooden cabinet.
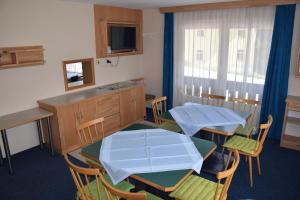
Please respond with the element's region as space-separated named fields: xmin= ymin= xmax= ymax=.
xmin=280 ymin=96 xmax=300 ymax=151
xmin=94 ymin=5 xmax=143 ymax=58
xmin=77 ymin=98 xmax=98 ymax=123
xmin=103 ymin=114 xmax=121 ymax=134
xmin=135 ymin=86 xmax=146 ymax=120
xmin=57 ymin=104 xmax=79 ymax=152
xmin=38 ymin=84 xmax=145 ymax=154
xmin=97 ymin=94 xmax=120 ymax=117
xmin=120 ymin=87 xmax=145 ymax=126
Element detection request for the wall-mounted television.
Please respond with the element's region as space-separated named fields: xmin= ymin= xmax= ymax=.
xmin=108 ymin=25 xmax=137 ymax=53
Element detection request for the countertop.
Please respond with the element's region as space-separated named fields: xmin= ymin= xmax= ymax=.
xmin=38 ymin=80 xmax=144 ymax=107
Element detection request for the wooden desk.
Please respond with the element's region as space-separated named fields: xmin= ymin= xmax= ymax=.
xmin=0 ymin=108 xmax=54 ymax=174
xmin=80 ymin=123 xmax=217 ymax=192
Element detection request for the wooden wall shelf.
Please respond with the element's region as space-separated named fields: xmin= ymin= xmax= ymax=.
xmin=0 ymin=46 xmax=44 ymax=70
xmin=281 ymin=95 xmax=300 ymax=151
xmin=94 ymin=5 xmax=143 ymax=58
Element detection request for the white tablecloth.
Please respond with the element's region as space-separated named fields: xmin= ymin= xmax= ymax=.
xmin=99 ymin=129 xmax=203 ymax=185
xmin=169 ymin=102 xmax=246 ymax=136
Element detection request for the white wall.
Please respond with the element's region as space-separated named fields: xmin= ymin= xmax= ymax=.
xmin=142 ymin=9 xmax=164 ymax=97
xmin=0 ymin=0 xmax=143 ymax=155
xmin=288 ymin=5 xmax=300 ymax=96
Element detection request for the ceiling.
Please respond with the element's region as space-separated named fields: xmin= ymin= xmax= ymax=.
xmin=65 ymin=0 xmax=235 ymax=9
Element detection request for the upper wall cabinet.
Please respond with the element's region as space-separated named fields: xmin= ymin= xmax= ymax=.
xmin=0 ymin=45 xmax=44 ymax=70
xmin=94 ymin=5 xmax=143 ymax=58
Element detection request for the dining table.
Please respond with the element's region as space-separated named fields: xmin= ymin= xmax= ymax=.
xmin=158 ymin=106 xmax=251 ymax=174
xmin=80 ymin=123 xmax=217 ymax=192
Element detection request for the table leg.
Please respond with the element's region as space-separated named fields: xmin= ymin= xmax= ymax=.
xmin=46 ymin=117 xmax=54 ymax=156
xmin=0 ymin=144 xmax=3 ymax=166
xmin=36 ymin=120 xmax=44 ymax=150
xmin=1 ymin=130 xmax=14 ymax=175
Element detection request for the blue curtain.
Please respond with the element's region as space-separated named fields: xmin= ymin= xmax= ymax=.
xmin=163 ymin=13 xmax=174 ymax=109
xmin=260 ymin=5 xmax=296 ymax=140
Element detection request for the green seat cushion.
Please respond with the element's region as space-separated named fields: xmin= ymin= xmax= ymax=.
xmin=169 ymin=175 xmax=223 ymax=200
xmin=138 ymin=190 xmax=163 ymax=200
xmin=157 ymin=122 xmax=181 ymax=133
xmin=235 ymin=124 xmax=254 ymax=137
xmin=223 ymin=135 xmax=257 ymax=154
xmin=76 ymin=173 xmax=134 ymax=200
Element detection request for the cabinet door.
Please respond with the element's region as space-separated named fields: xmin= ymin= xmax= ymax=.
xmin=135 ymin=86 xmax=146 ymax=120
xmin=57 ymin=103 xmax=80 ymax=153
xmin=120 ymin=89 xmax=137 ymax=126
xmin=78 ymin=98 xmax=98 ymax=123
xmin=103 ymin=114 xmax=121 ymax=135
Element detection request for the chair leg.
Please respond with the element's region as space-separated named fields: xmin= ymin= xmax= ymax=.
xmin=221 ymin=136 xmax=228 ymax=154
xmin=217 ymin=135 xmax=220 ymax=144
xmin=256 ymin=156 xmax=261 ymax=176
xmin=211 ymin=134 xmax=214 ymax=142
xmin=224 ymin=151 xmax=232 ymax=170
xmin=248 ymin=156 xmax=253 ymax=187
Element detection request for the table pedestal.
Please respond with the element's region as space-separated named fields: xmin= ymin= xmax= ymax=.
xmin=202 ymin=152 xmax=234 ymax=175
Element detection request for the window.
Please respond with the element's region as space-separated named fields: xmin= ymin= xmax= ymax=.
xmin=184 ymin=28 xmax=219 ymax=80
xmin=63 ymin=58 xmax=95 ymax=91
xmin=174 ymin=6 xmax=274 ymax=106
xmin=196 ymin=50 xmax=204 ymax=61
xmin=197 ymin=30 xmax=205 ymax=37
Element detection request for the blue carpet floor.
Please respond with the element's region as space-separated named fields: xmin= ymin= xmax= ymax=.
xmin=0 ymin=109 xmax=299 ymax=199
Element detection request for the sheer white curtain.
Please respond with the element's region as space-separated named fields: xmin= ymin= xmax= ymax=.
xmin=173 ymin=6 xmax=275 ymax=106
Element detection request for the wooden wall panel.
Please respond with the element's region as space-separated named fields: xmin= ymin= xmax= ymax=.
xmin=94 ymin=5 xmax=143 ymax=58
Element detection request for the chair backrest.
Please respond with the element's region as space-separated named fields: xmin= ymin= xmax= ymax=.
xmin=151 ymin=96 xmax=167 ymax=124
xmin=99 ymin=172 xmax=147 ymax=200
xmin=255 ymin=115 xmax=273 ymax=153
xmin=231 ymin=97 xmax=260 ymax=125
xmin=201 ymin=93 xmax=225 ymax=107
xmin=215 ymin=150 xmax=240 ymax=200
xmin=76 ymin=117 xmax=105 ymax=146
xmin=64 ymin=154 xmax=103 ymax=200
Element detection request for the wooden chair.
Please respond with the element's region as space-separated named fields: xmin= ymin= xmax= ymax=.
xmin=223 ymin=115 xmax=273 ymax=187
xmin=151 ymin=96 xmax=181 ymax=133
xmin=76 ymin=117 xmax=105 ymax=147
xmin=231 ymin=98 xmax=260 ymax=138
xmin=201 ymin=93 xmax=226 ymax=142
xmin=169 ymin=150 xmax=240 ymax=200
xmin=100 ymin=170 xmax=162 ymax=200
xmin=76 ymin=117 xmax=105 ymax=168
xmin=201 ymin=93 xmax=226 ymax=107
xmin=64 ymin=154 xmax=135 ymax=200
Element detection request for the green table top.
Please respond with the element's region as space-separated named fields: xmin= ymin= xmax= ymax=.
xmin=159 ymin=110 xmax=251 ymax=135
xmin=81 ymin=123 xmax=216 ymax=191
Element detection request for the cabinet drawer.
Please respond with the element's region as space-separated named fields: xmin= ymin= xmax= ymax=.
xmin=97 ymin=94 xmax=120 ymax=117
xmin=103 ymin=114 xmax=121 ymax=134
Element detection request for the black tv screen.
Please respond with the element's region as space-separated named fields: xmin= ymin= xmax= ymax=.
xmin=109 ymin=26 xmax=136 ymax=52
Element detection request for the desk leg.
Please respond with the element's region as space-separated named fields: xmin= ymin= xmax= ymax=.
xmin=46 ymin=117 xmax=54 ymax=156
xmin=1 ymin=130 xmax=14 ymax=175
xmin=0 ymin=144 xmax=3 ymax=166
xmin=36 ymin=120 xmax=44 ymax=150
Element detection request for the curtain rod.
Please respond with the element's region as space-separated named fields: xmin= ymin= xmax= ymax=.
xmin=160 ymin=0 xmax=300 ymax=13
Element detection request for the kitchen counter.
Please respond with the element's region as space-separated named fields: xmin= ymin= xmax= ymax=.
xmin=38 ymin=80 xmax=144 ymax=107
